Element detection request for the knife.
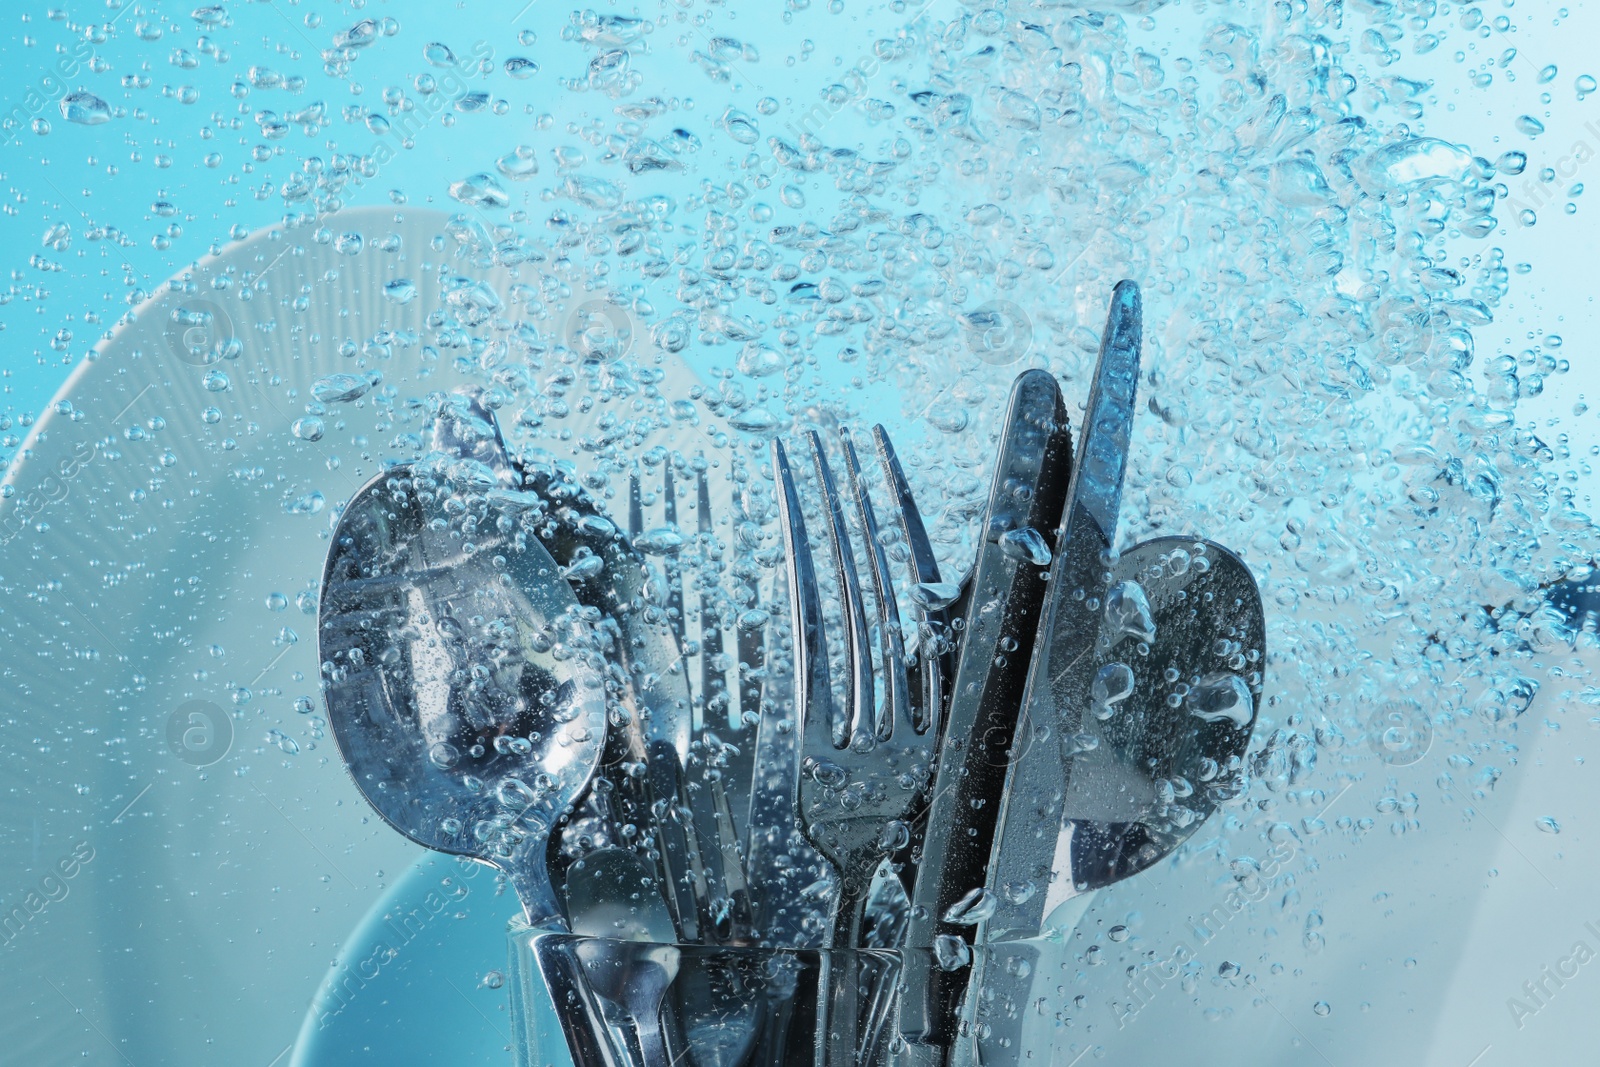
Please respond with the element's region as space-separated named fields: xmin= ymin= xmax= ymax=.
xmin=896 ymin=367 xmax=1076 ymax=1064
xmin=950 ymin=281 xmax=1144 ymax=1066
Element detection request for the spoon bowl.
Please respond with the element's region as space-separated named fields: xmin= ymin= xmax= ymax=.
xmin=319 ymin=459 xmax=609 ymax=928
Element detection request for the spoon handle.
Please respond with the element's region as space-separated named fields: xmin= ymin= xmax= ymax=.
xmin=510 ymin=859 xmax=567 ymax=932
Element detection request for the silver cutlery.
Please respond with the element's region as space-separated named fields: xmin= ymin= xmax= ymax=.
xmin=952 ymin=281 xmax=1265 ymax=1066
xmin=325 ymin=280 xmax=1268 ymax=1067
xmin=895 ymin=368 xmax=1076 ymax=1065
xmin=568 ymin=848 xmax=682 ymax=1067
xmin=768 ymin=426 xmax=942 ymax=1066
xmin=318 ymin=397 xmax=610 ymax=929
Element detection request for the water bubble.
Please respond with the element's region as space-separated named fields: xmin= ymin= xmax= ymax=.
xmin=286 ymin=491 xmax=326 ymax=515
xmin=998 ymin=527 xmax=1051 ymax=566
xmin=1091 ymin=662 xmax=1136 ymax=721
xmin=1515 ymin=115 xmax=1546 ymax=137
xmin=933 ymin=934 xmax=972 ymax=971
xmin=312 ymin=372 xmax=376 ymax=404
xmin=943 ymin=887 xmax=998 ymax=925
xmin=60 ymin=91 xmax=111 ymax=125
xmin=1312 ymin=1000 xmax=1331 ymax=1017
xmin=450 ymin=173 xmax=510 ymax=208
xmin=1535 ymin=816 xmax=1561 ymax=834
xmin=292 ymin=417 xmax=325 ymax=442
xmin=1188 ymin=673 xmax=1255 ymax=728
xmin=496 ymin=146 xmax=539 ymax=181
xmin=423 ymin=42 xmax=457 ymax=66
xmin=1103 ymin=581 xmax=1156 ymax=644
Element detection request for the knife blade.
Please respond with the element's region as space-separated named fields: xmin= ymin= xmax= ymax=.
xmin=896 ymin=367 xmax=1075 ymax=1062
xmin=952 ymin=281 xmax=1144 ymax=1066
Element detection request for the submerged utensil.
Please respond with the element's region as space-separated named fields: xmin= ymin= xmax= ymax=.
xmin=319 ymin=446 xmax=610 ymax=929
xmin=959 ymin=538 xmax=1264 ymax=1066
xmin=567 ymin=848 xmax=682 ymax=1067
xmin=896 ymin=368 xmax=1075 ymax=1062
xmin=951 ymin=280 xmax=1265 ymax=1065
xmin=758 ymin=424 xmax=946 ymax=1066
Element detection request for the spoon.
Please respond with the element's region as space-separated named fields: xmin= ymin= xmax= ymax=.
xmin=319 ymin=409 xmax=609 ymax=930
xmin=568 ymin=848 xmax=681 ymax=1067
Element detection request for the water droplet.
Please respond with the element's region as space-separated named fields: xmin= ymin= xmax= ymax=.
xmin=312 ymin=372 xmax=376 ymax=404
xmin=496 ymin=145 xmax=539 ymax=181
xmin=1091 ymin=662 xmax=1136 ymax=720
xmin=1536 ymin=816 xmax=1561 ymax=834
xmin=450 ymin=172 xmax=510 ymax=208
xmin=1188 ymin=673 xmax=1255 ymax=727
xmin=1103 ymin=581 xmax=1156 ymax=644
xmin=998 ymin=526 xmax=1051 ymax=566
xmin=943 ymin=887 xmax=998 ymax=925
xmin=286 ymin=491 xmax=326 ymax=515
xmin=504 ymin=56 xmax=539 ymax=79
xmin=933 ymin=934 xmax=971 ymax=971
xmin=60 ymin=91 xmax=111 ymax=126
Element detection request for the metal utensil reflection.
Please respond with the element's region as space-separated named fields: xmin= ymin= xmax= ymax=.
xmin=319 ymin=451 xmax=609 ymax=929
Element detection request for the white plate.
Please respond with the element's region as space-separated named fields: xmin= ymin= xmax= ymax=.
xmin=0 ymin=206 xmax=738 ymax=1065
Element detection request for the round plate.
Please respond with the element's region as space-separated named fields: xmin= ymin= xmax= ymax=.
xmin=0 ymin=205 xmax=734 ymax=1066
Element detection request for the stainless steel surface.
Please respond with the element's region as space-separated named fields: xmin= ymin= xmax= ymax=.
xmin=327 ymin=340 xmax=1267 ymax=1067
xmin=964 ymin=537 xmax=1264 ymax=1066
xmin=566 ymin=847 xmax=678 ymax=943
xmin=319 ymin=397 xmax=610 ymax=930
xmin=766 ymin=427 xmax=942 ymax=1066
xmin=897 ymin=368 xmax=1076 ymax=1061
xmin=512 ymin=930 xmax=909 ymax=1067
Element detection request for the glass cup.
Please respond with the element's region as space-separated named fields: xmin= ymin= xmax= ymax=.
xmin=508 ymin=923 xmax=910 ymax=1067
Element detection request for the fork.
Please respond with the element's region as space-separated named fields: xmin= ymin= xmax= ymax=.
xmin=771 ymin=425 xmax=943 ymax=1066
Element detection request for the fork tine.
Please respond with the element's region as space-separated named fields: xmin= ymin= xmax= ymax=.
xmin=840 ymin=426 xmax=911 ymax=742
xmin=873 ymin=425 xmax=948 ymax=737
xmin=628 ymin=468 xmax=644 ymax=539
xmin=806 ymin=430 xmax=875 ymax=750
xmin=773 ymin=440 xmax=835 ymax=761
